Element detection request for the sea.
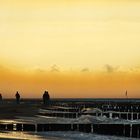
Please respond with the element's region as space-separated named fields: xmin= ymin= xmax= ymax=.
xmin=0 ymin=98 xmax=140 ymax=140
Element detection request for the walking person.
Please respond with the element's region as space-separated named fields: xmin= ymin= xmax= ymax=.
xmin=15 ymin=91 xmax=20 ymax=104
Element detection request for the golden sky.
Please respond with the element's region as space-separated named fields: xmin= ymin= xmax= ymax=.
xmin=0 ymin=0 xmax=140 ymax=98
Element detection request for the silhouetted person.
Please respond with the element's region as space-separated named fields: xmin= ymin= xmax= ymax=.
xmin=43 ymin=91 xmax=50 ymax=105
xmin=15 ymin=91 xmax=20 ymax=104
xmin=0 ymin=94 xmax=2 ymax=102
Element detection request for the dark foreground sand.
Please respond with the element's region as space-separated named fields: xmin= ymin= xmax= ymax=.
xmin=0 ymin=102 xmax=42 ymax=119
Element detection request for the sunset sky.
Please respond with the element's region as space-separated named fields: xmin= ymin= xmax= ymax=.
xmin=0 ymin=0 xmax=140 ymax=98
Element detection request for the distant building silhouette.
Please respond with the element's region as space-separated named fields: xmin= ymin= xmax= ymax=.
xmin=15 ymin=91 xmax=20 ymax=104
xmin=125 ymin=90 xmax=128 ymax=98
xmin=43 ymin=91 xmax=50 ymax=105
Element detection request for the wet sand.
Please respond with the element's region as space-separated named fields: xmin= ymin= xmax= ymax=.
xmin=0 ymin=138 xmax=25 ymax=140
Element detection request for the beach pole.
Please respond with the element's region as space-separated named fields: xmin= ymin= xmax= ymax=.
xmin=137 ymin=126 xmax=139 ymax=138
xmin=123 ymin=124 xmax=125 ymax=136
xmin=109 ymin=113 xmax=112 ymax=119
xmin=91 ymin=124 xmax=94 ymax=133
xmin=119 ymin=113 xmax=121 ymax=119
xmin=101 ymin=112 xmax=103 ymax=117
xmin=137 ymin=113 xmax=139 ymax=120
xmin=131 ymin=113 xmax=133 ymax=120
xmin=76 ymin=113 xmax=78 ymax=118
xmin=127 ymin=113 xmax=128 ymax=120
xmin=5 ymin=124 xmax=7 ymax=130
xmin=35 ymin=124 xmax=37 ymax=132
xmin=130 ymin=124 xmax=132 ymax=137
xmin=77 ymin=124 xmax=79 ymax=131
xmin=13 ymin=123 xmax=17 ymax=131
xmin=21 ymin=124 xmax=23 ymax=131
xmin=71 ymin=123 xmax=73 ymax=130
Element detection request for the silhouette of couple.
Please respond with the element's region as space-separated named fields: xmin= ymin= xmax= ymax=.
xmin=43 ymin=91 xmax=50 ymax=105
